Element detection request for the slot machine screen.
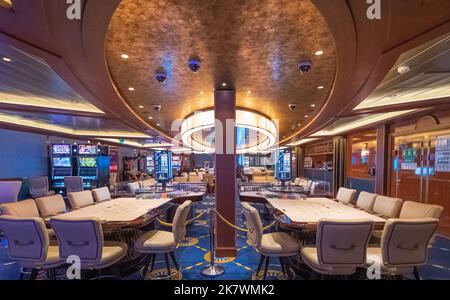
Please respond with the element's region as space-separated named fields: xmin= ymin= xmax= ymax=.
xmin=79 ymin=157 xmax=97 ymax=168
xmin=78 ymin=144 xmax=98 ymax=155
xmin=52 ymin=144 xmax=71 ymax=155
xmin=52 ymin=157 xmax=72 ymax=167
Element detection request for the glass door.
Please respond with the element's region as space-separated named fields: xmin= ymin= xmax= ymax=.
xmin=394 ymin=139 xmax=424 ymax=203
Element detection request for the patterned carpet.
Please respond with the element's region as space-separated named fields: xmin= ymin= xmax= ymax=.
xmin=1 ymin=196 xmax=449 ymax=280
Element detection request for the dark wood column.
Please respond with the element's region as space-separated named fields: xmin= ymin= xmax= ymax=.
xmin=375 ymin=124 xmax=390 ymax=195
xmin=214 ymin=90 xmax=237 ymax=257
xmin=333 ymin=136 xmax=347 ymax=195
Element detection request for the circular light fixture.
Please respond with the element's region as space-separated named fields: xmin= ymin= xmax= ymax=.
xmin=139 ymin=105 xmax=144 ymax=108
xmin=156 ymin=123 xmax=160 ymax=126
xmin=180 ymin=109 xmax=278 ymax=154
xmin=310 ymin=104 xmax=316 ymax=108
xmin=222 ymin=83 xmax=227 ymax=87
xmin=148 ymin=116 xmax=153 ymax=119
xmin=2 ymin=57 xmax=12 ymax=62
xmin=128 ymin=87 xmax=135 ymax=91
xmin=121 ymin=54 xmax=129 ymax=59
xmin=314 ymin=50 xmax=324 ymax=56
xmin=304 ymin=115 xmax=309 ymax=118
xmin=317 ymin=86 xmax=324 ymax=89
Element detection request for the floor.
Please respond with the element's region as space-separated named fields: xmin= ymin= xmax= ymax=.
xmin=1 ymin=196 xmax=449 ymax=280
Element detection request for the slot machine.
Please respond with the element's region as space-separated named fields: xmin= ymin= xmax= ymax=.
xmin=276 ymin=149 xmax=292 ymax=186
xmin=75 ymin=144 xmax=98 ymax=188
xmin=50 ymin=144 xmax=73 ymax=193
xmin=154 ymin=150 xmax=172 ymax=183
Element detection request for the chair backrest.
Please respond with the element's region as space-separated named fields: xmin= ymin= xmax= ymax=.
xmin=0 ymin=199 xmax=40 ymax=217
xmin=188 ymin=175 xmax=202 ymax=183
xmin=127 ymin=182 xmax=140 ymax=195
xmin=67 ymin=191 xmax=94 ymax=209
xmin=64 ymin=176 xmax=84 ymax=193
xmin=266 ymin=176 xmax=276 ymax=183
xmin=50 ymin=217 xmax=104 ymax=265
xmin=35 ymin=194 xmax=67 ymax=217
xmin=241 ymin=202 xmax=264 ymax=248
xmin=0 ymin=215 xmax=49 ymax=263
xmin=293 ymin=178 xmax=301 ymax=185
xmin=316 ymin=219 xmax=374 ymax=267
xmin=28 ymin=176 xmax=50 ymax=198
xmin=174 ymin=176 xmax=188 ymax=183
xmin=91 ymin=187 xmax=111 ymax=203
xmin=373 ymin=196 xmax=403 ymax=218
xmin=253 ymin=175 xmax=267 ymax=183
xmin=380 ymin=218 xmax=439 ymax=267
xmin=336 ymin=188 xmax=357 ymax=205
xmin=310 ymin=181 xmax=319 ymax=194
xmin=141 ymin=178 xmax=156 ymax=188
xmin=172 ymin=200 xmax=193 ymax=243
xmin=0 ymin=181 xmax=22 ymax=204
xmin=399 ymin=201 xmax=444 ymax=220
xmin=356 ymin=192 xmax=377 ymax=211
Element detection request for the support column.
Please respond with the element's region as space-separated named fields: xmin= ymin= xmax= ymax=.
xmin=375 ymin=124 xmax=390 ymax=195
xmin=333 ymin=136 xmax=347 ymax=195
xmin=214 ymin=90 xmax=237 ymax=257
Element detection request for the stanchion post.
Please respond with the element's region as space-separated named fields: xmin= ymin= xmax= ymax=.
xmin=200 ymin=209 xmax=225 ymax=277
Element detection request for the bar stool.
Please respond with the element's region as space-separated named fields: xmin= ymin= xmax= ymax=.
xmin=0 ymin=215 xmax=64 ymax=280
xmin=241 ymin=202 xmax=300 ymax=280
xmin=134 ymin=200 xmax=192 ymax=280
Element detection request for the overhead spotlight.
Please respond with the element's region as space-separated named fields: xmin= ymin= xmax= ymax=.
xmin=200 ymin=91 xmax=204 ymax=95
xmin=310 ymin=104 xmax=316 ymax=108
xmin=148 ymin=116 xmax=153 ymax=119
xmin=188 ymin=57 xmax=201 ymax=72
xmin=304 ymin=115 xmax=309 ymax=118
xmin=121 ymin=54 xmax=129 ymax=59
xmin=397 ymin=65 xmax=411 ymax=74
xmin=153 ymin=105 xmax=162 ymax=112
xmin=317 ymin=86 xmax=324 ymax=89
xmin=288 ymin=103 xmax=297 ymax=111
xmin=222 ymin=83 xmax=227 ymax=87
xmin=314 ymin=50 xmax=324 ymax=56
xmin=128 ymin=87 xmax=135 ymax=91
xmin=247 ymin=91 xmax=251 ymax=94
xmin=155 ymin=69 xmax=167 ymax=83
xmin=2 ymin=57 xmax=12 ymax=62
xmin=298 ymin=59 xmax=312 ymax=74
xmin=139 ymin=105 xmax=144 ymax=108
xmin=156 ymin=123 xmax=160 ymax=126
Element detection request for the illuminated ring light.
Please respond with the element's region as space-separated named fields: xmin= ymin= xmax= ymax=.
xmin=180 ymin=109 xmax=277 ymax=154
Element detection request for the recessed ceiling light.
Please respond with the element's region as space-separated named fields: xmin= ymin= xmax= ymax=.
xmin=2 ymin=57 xmax=12 ymax=62
xmin=297 ymin=123 xmax=301 ymax=126
xmin=310 ymin=104 xmax=316 ymax=108
xmin=139 ymin=105 xmax=144 ymax=108
xmin=128 ymin=87 xmax=135 ymax=91
xmin=121 ymin=54 xmax=129 ymax=59
xmin=317 ymin=86 xmax=324 ymax=89
xmin=247 ymin=91 xmax=251 ymax=94
xmin=148 ymin=116 xmax=153 ymax=119
xmin=222 ymin=83 xmax=227 ymax=87
xmin=314 ymin=50 xmax=324 ymax=56
xmin=156 ymin=123 xmax=160 ymax=126
xmin=200 ymin=91 xmax=204 ymax=95
xmin=304 ymin=115 xmax=309 ymax=118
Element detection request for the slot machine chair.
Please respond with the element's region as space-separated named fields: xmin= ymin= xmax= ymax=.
xmin=28 ymin=177 xmax=55 ymax=199
xmin=0 ymin=181 xmax=22 ymax=204
xmin=64 ymin=176 xmax=84 ymax=194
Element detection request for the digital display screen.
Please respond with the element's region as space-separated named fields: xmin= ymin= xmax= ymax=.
xmin=52 ymin=144 xmax=71 ymax=155
xmin=53 ymin=157 xmax=72 ymax=167
xmin=78 ymin=144 xmax=97 ymax=155
xmin=79 ymin=157 xmax=97 ymax=168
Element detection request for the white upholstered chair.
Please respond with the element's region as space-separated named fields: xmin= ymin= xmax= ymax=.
xmin=140 ymin=178 xmax=157 ymax=188
xmin=28 ymin=176 xmax=55 ymax=199
xmin=67 ymin=190 xmax=94 ymax=209
xmin=0 ymin=199 xmax=40 ymax=217
xmin=310 ymin=181 xmax=319 ymax=195
xmin=91 ymin=187 xmax=111 ymax=203
xmin=336 ymin=188 xmax=357 ymax=205
xmin=366 ymin=218 xmax=439 ymax=280
xmin=301 ymin=219 xmax=374 ymax=278
xmin=293 ymin=178 xmax=301 ymax=185
xmin=242 ymin=202 xmax=300 ymax=280
xmin=356 ymin=192 xmax=377 ymax=212
xmin=64 ymin=176 xmax=84 ymax=193
xmin=0 ymin=181 xmax=22 ymax=204
xmin=50 ymin=217 xmax=128 ymax=279
xmin=372 ymin=196 xmax=403 ymax=218
xmin=135 ymin=201 xmax=192 ymax=280
xmin=0 ymin=215 xmax=64 ymax=280
xmin=127 ymin=182 xmax=140 ymax=196
xmin=399 ymin=201 xmax=443 ymax=219
xmin=173 ymin=176 xmax=188 ymax=183
xmin=35 ymin=194 xmax=67 ymax=218
xmin=188 ymin=175 xmax=202 ymax=183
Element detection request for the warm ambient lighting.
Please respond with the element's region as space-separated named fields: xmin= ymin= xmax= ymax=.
xmin=2 ymin=57 xmax=12 ymax=62
xmin=180 ymin=109 xmax=278 ymax=154
xmin=200 ymin=91 xmax=204 ymax=95
xmin=315 ymin=50 xmax=324 ymax=56
xmin=287 ymin=138 xmax=319 ymax=147
xmin=247 ymin=91 xmax=251 ymax=94
xmin=100 ymin=138 xmax=172 ymax=149
xmin=121 ymin=54 xmax=129 ymax=59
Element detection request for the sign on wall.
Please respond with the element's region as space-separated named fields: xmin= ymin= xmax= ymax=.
xmin=436 ymin=136 xmax=450 ymax=173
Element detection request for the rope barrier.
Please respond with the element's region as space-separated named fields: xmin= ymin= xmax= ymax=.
xmin=214 ymin=209 xmax=277 ymax=232
xmin=156 ymin=209 xmax=209 ymax=227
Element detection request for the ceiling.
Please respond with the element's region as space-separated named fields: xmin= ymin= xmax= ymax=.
xmin=0 ymin=41 xmax=103 ymax=114
xmin=106 ymin=0 xmax=336 ymax=139
xmin=355 ymin=33 xmax=450 ymax=111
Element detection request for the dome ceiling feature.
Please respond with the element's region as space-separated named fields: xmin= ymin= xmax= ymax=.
xmin=106 ymin=0 xmax=336 ymax=141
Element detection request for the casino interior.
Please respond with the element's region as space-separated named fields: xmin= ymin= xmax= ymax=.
xmin=0 ymin=0 xmax=449 ymax=281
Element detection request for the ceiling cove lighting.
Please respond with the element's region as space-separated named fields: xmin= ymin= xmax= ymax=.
xmin=180 ymin=109 xmax=278 ymax=154
xmin=287 ymin=138 xmax=319 ymax=147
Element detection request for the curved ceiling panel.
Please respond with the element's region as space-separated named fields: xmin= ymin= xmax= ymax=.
xmin=106 ymin=0 xmax=336 ymax=140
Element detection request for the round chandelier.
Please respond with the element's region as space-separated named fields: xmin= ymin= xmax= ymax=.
xmin=180 ymin=109 xmax=278 ymax=154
